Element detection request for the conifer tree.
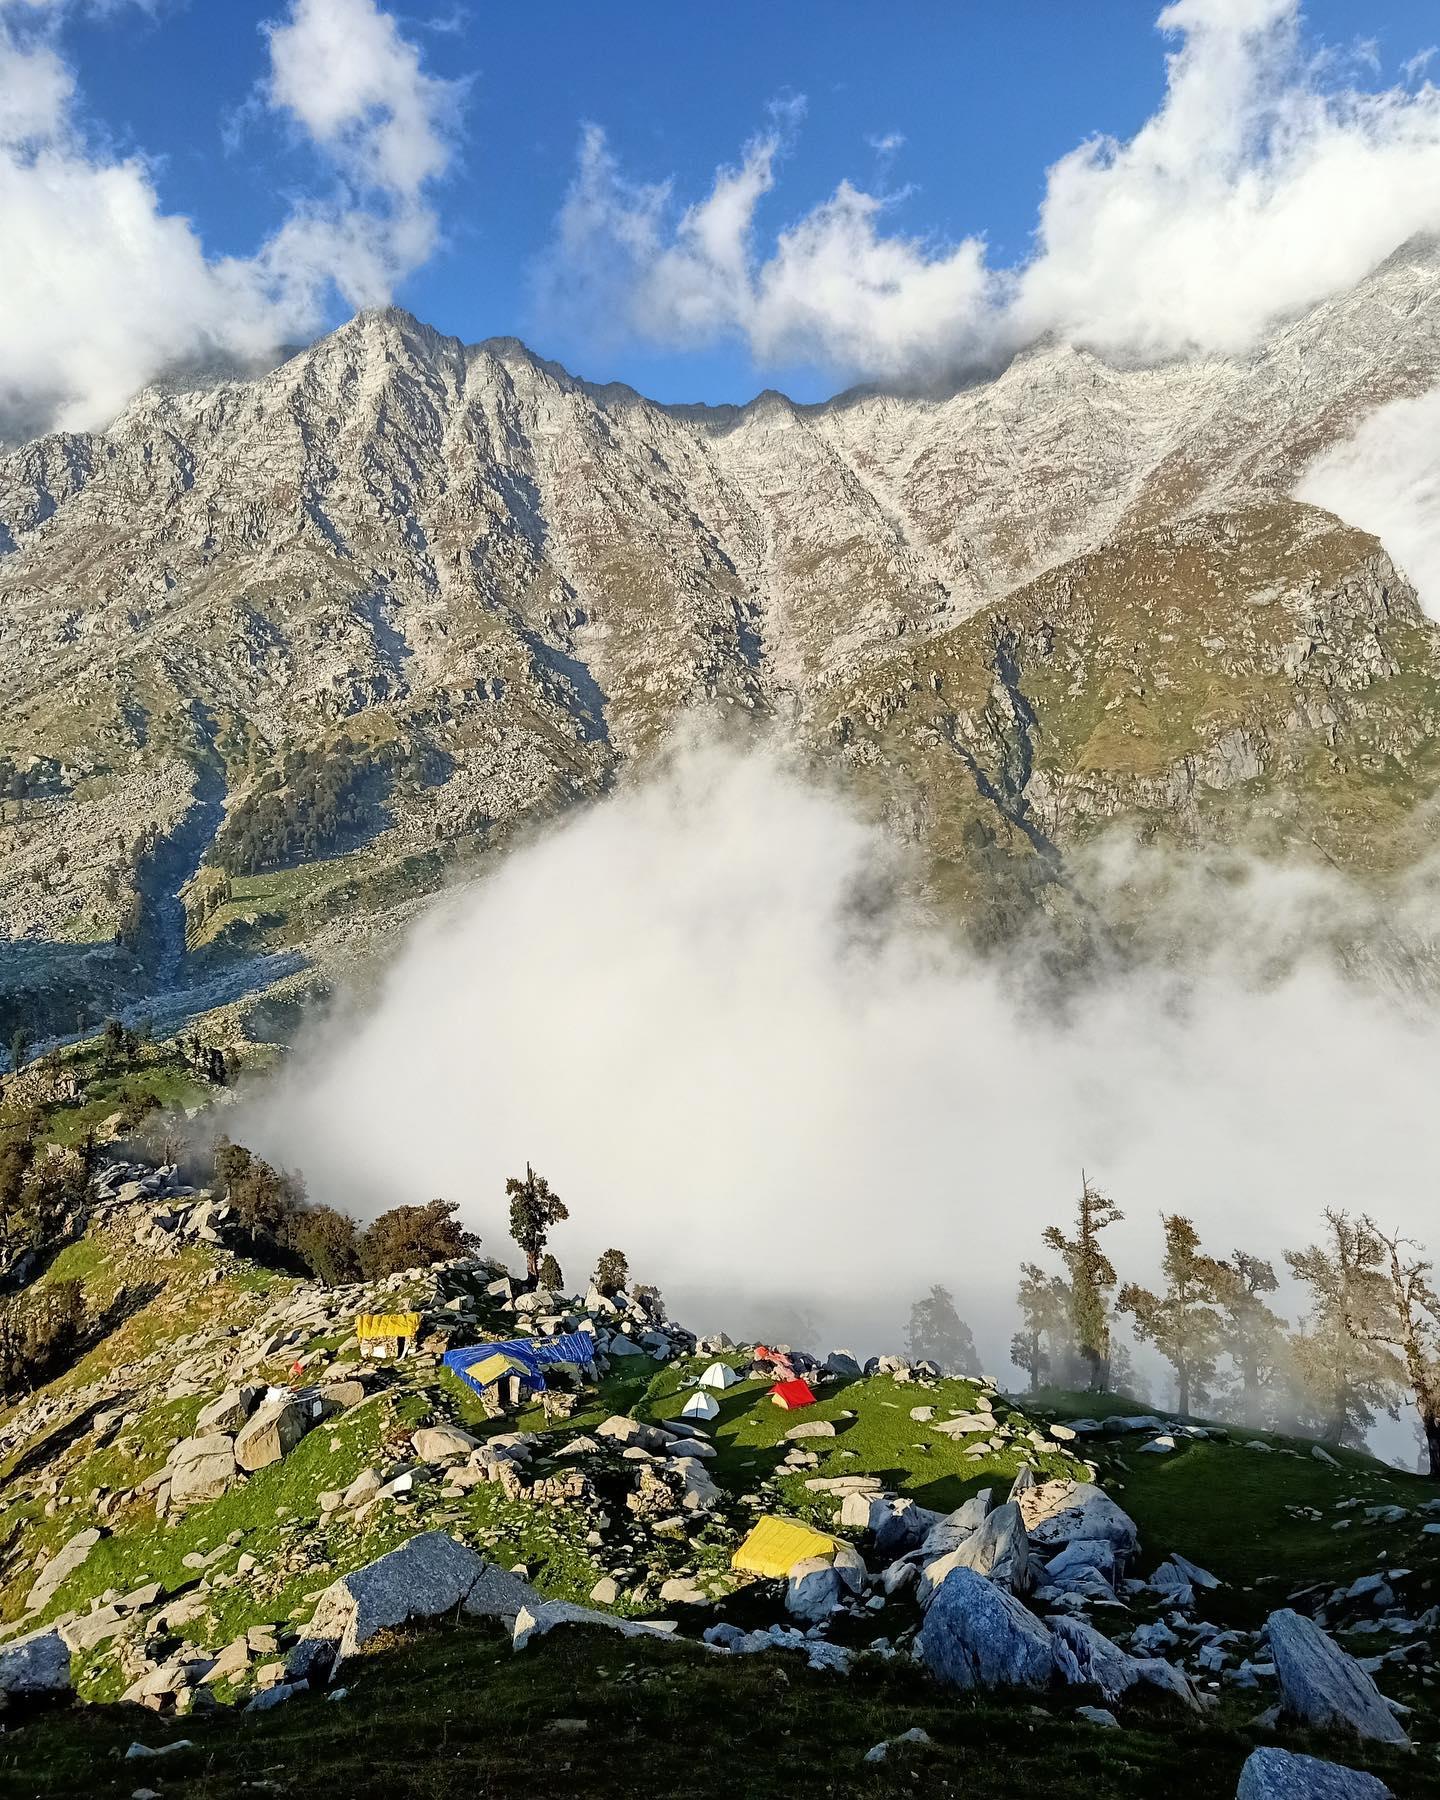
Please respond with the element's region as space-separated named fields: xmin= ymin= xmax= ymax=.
xmin=537 ymin=1252 xmax=565 ymax=1293
xmin=593 ymin=1247 xmax=629 ymax=1296
xmin=1011 ymin=1261 xmax=1071 ymax=1392
xmin=1211 ymin=1249 xmax=1287 ymax=1426
xmin=906 ymin=1284 xmax=979 ymax=1373
xmin=1346 ymin=1219 xmax=1440 ymax=1478
xmin=1285 ymin=1210 xmax=1404 ymax=1449
xmin=1118 ymin=1214 xmax=1225 ymax=1416
xmin=505 ymin=1163 xmax=568 ymax=1284
xmin=1042 ymin=1176 xmax=1123 ymax=1392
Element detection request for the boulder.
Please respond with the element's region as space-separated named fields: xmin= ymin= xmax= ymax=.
xmin=786 ymin=1557 xmax=842 ymax=1622
xmin=195 ymin=1386 xmax=262 ymax=1437
xmin=948 ymin=1502 xmax=1030 ymax=1593
xmin=234 ymin=1398 xmax=310 ymax=1473
xmin=1041 ymin=1537 xmax=1118 ymax=1589
xmin=915 ymin=1567 xmax=1055 ymax=1692
xmin=1267 ymin=1609 xmax=1409 ymax=1745
xmin=0 ymin=1626 xmax=71 ymax=1699
xmin=823 ymin=1352 xmax=863 ymax=1379
xmin=318 ymin=1380 xmax=368 ymax=1412
xmin=1236 ymin=1749 xmax=1393 ymax=1799
xmin=58 ymin=1605 xmax=126 ymax=1653
xmin=412 ymin=1425 xmax=482 ymax=1463
xmin=288 ymin=1532 xmax=541 ymax=1677
xmin=1019 ymin=1480 xmax=1139 ymax=1560
xmin=1052 ymin=1616 xmax=1197 ymax=1708
xmin=25 ymin=1528 xmax=102 ymax=1613
xmin=596 ymin=1415 xmax=666 ymax=1450
xmin=785 ymin=1421 xmax=835 ymax=1440
xmin=169 ymin=1436 xmax=237 ymax=1507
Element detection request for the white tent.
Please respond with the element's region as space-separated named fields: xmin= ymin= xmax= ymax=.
xmin=698 ymin=1361 xmax=739 ymax=1390
xmin=681 ymin=1390 xmax=720 ymax=1421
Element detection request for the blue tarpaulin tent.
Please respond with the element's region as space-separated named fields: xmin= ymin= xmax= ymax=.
xmin=443 ymin=1330 xmax=596 ymax=1395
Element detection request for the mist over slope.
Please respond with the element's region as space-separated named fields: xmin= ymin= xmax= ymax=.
xmin=244 ymin=741 xmax=1440 ymax=1390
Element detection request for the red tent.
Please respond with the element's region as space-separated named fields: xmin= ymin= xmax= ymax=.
xmin=770 ymin=1378 xmax=816 ymax=1410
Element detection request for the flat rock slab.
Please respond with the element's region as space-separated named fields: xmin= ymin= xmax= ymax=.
xmin=512 ymin=1601 xmax=676 ymax=1651
xmin=25 ymin=1530 xmax=101 ymax=1613
xmin=1236 ymin=1748 xmax=1394 ymax=1799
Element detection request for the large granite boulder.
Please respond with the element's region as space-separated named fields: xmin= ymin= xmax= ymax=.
xmin=170 ymin=1434 xmax=237 ymax=1507
xmin=234 ymin=1397 xmax=311 ymax=1473
xmin=0 ymin=1626 xmax=71 ymax=1699
xmin=1236 ymin=1748 xmax=1394 ymax=1799
xmin=949 ymin=1501 xmax=1030 ymax=1592
xmin=1019 ymin=1480 xmax=1139 ymax=1560
xmin=287 ymin=1532 xmax=541 ymax=1679
xmin=1267 ymin=1609 xmax=1409 ymax=1746
xmin=786 ymin=1557 xmax=842 ymax=1622
xmin=195 ymin=1385 xmax=262 ymax=1436
xmin=915 ymin=1567 xmax=1054 ymax=1692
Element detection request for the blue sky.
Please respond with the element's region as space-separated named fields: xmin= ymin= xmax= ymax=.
xmin=7 ymin=0 xmax=1440 ymax=430
xmin=45 ymin=0 xmax=1440 ymax=400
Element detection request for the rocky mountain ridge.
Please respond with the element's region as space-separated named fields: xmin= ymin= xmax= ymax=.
xmin=6 ymin=240 xmax=1440 ymax=1035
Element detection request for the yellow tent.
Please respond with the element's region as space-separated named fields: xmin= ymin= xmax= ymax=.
xmin=355 ymin=1312 xmax=422 ymax=1341
xmin=731 ymin=1515 xmax=838 ymax=1579
xmin=465 ymin=1351 xmax=532 ymax=1388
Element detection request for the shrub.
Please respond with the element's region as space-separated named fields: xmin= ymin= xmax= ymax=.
xmin=360 ymin=1199 xmax=479 ymax=1279
xmin=0 ymin=1278 xmax=86 ymax=1392
xmin=292 ymin=1204 xmax=363 ymax=1287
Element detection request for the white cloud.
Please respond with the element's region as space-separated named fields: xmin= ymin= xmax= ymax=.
xmin=0 ymin=0 xmax=460 ymax=438
xmin=243 ymin=740 xmax=1440 ymax=1429
xmin=1295 ymin=387 xmax=1440 ymax=619
xmin=265 ymin=0 xmax=459 ymax=199
xmin=541 ymin=0 xmax=1440 ymax=383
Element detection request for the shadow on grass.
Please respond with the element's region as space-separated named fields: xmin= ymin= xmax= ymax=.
xmin=3 ymin=1616 xmax=1431 ymax=1800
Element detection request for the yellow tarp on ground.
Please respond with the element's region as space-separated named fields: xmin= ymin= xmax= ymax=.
xmin=355 ymin=1312 xmax=422 ymax=1340
xmin=466 ymin=1352 xmax=531 ymax=1387
xmin=731 ymin=1515 xmax=838 ymax=1579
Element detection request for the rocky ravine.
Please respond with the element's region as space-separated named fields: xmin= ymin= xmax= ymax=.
xmin=0 ymin=1158 xmax=1435 ymax=1797
xmin=6 ymin=243 xmax=1440 ymax=1035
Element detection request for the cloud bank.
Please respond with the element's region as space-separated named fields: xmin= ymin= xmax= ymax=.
xmin=1295 ymin=387 xmax=1440 ymax=619
xmin=0 ymin=0 xmax=459 ymax=436
xmin=541 ymin=0 xmax=1440 ymax=383
xmin=242 ymin=742 xmax=1440 ymax=1404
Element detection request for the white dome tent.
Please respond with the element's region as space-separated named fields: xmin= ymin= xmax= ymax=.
xmin=698 ymin=1362 xmax=739 ymax=1390
xmin=681 ymin=1389 xmax=720 ymax=1421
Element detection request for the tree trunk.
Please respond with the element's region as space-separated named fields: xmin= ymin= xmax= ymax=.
xmin=1177 ymin=1363 xmax=1190 ymax=1417
xmin=1421 ymin=1399 xmax=1440 ymax=1480
xmin=525 ymin=1248 xmax=540 ymax=1282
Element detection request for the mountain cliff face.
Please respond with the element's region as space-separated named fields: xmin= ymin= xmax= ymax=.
xmin=5 ymin=242 xmax=1440 ymax=1034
